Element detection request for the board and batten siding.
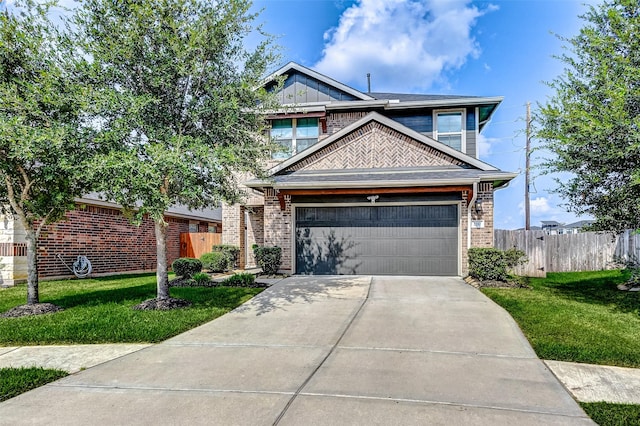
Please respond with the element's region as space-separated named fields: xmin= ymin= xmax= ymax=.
xmin=494 ymin=229 xmax=636 ymax=277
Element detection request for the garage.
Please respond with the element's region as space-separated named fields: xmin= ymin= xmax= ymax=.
xmin=295 ymin=204 xmax=459 ymax=276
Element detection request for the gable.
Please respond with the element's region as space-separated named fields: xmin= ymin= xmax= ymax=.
xmin=264 ymin=62 xmax=373 ymax=104
xmin=282 ymin=121 xmax=468 ymax=173
xmin=267 ymin=70 xmax=358 ymax=104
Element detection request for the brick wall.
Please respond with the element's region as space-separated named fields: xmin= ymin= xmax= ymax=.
xmin=246 ymin=207 xmax=265 ymax=268
xmin=326 ymin=111 xmax=368 ymax=135
xmin=36 ymin=204 xmax=190 ymax=279
xmin=460 ymin=183 xmax=495 ymax=275
xmin=263 ymin=189 xmax=292 ymax=272
xmin=471 ymin=182 xmax=495 ymax=248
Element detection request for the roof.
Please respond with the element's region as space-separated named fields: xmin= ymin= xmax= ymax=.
xmin=541 ymin=221 xmax=563 ymax=226
xmin=370 ymin=92 xmax=485 ymax=102
xmin=77 ymin=194 xmax=222 ymax=222
xmin=565 ymin=220 xmax=595 ymax=229
xmin=246 ymin=167 xmax=517 ymax=191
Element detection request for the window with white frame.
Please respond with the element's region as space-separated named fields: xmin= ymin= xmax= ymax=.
xmin=434 ymin=111 xmax=464 ymax=151
xmin=270 ymin=118 xmax=319 ymax=159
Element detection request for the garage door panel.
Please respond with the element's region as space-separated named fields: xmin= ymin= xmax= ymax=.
xmin=295 ymin=205 xmax=459 ymax=276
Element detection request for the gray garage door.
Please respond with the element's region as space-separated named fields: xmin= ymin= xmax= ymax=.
xmin=295 ymin=204 xmax=458 ymax=276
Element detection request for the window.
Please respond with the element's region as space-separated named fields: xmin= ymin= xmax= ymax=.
xmin=435 ymin=111 xmax=464 ymax=151
xmin=271 ymin=118 xmax=319 ymax=159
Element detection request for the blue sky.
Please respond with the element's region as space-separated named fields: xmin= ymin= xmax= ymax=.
xmin=251 ymin=0 xmax=596 ymax=229
xmin=4 ymin=0 xmax=597 ymax=229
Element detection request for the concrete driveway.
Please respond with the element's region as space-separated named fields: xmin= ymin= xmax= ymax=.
xmin=0 ymin=276 xmax=593 ymax=425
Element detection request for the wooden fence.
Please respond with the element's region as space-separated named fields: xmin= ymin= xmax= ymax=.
xmin=494 ymin=229 xmax=640 ymax=277
xmin=180 ymin=232 xmax=222 ymax=259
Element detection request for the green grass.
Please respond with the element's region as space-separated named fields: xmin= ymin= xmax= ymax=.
xmin=0 ymin=273 xmax=263 ymax=345
xmin=580 ymin=402 xmax=640 ymax=426
xmin=482 ymin=270 xmax=640 ymax=367
xmin=0 ymin=367 xmax=68 ymax=402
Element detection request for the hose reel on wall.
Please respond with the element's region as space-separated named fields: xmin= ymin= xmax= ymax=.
xmin=57 ymin=254 xmax=92 ymax=278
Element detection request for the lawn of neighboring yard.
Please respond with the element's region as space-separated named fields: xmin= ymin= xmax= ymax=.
xmin=482 ymin=269 xmax=640 ymax=367
xmin=0 ymin=273 xmax=263 ymax=345
xmin=580 ymin=402 xmax=640 ymax=426
xmin=0 ymin=367 xmax=68 ymax=402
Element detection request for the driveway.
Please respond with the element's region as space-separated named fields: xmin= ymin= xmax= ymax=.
xmin=0 ymin=276 xmax=593 ymax=425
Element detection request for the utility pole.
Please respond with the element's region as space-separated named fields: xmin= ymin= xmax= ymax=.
xmin=525 ymin=102 xmax=531 ymax=230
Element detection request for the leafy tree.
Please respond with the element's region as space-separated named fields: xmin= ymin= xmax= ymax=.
xmin=72 ymin=0 xmax=280 ymax=302
xmin=536 ymin=1 xmax=640 ymax=234
xmin=0 ymin=1 xmax=92 ymax=306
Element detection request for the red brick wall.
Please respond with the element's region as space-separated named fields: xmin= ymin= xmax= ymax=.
xmin=36 ymin=204 xmax=190 ymax=278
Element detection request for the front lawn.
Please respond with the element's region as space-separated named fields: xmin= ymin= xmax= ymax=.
xmin=482 ymin=270 xmax=640 ymax=367
xmin=580 ymin=402 xmax=640 ymax=426
xmin=0 ymin=273 xmax=263 ymax=345
xmin=0 ymin=367 xmax=68 ymax=402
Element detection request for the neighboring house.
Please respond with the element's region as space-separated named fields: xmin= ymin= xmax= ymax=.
xmin=222 ymin=62 xmax=516 ymax=276
xmin=0 ymin=195 xmax=221 ymax=287
xmin=541 ymin=220 xmax=563 ymax=235
xmin=541 ymin=220 xmax=594 ymax=235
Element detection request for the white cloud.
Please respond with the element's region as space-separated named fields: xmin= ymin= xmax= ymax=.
xmin=530 ymin=197 xmax=552 ymax=214
xmin=518 ymin=196 xmax=552 ymax=216
xmin=314 ymin=0 xmax=494 ymax=92
xmin=476 ymin=133 xmax=496 ymax=158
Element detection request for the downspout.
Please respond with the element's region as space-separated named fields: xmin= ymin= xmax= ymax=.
xmin=468 ymin=181 xmax=479 ymax=249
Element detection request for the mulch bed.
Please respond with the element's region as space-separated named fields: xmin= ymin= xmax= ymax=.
xmin=1 ymin=303 xmax=64 ymax=318
xmin=132 ymin=297 xmax=192 ymax=310
xmin=464 ymin=276 xmax=530 ymax=289
xmin=168 ymin=276 xmax=270 ymax=289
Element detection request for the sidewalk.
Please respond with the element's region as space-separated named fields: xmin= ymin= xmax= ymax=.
xmin=2 ymin=343 xmax=639 ymax=405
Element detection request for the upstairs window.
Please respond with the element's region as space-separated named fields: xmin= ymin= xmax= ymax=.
xmin=271 ymin=118 xmax=319 ymax=159
xmin=434 ymin=111 xmax=463 ymax=151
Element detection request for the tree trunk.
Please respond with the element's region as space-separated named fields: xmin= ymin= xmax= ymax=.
xmin=154 ymin=218 xmax=170 ymax=299
xmin=24 ymin=228 xmax=39 ymax=305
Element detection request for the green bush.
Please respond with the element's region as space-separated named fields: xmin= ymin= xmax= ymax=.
xmin=222 ymin=272 xmax=255 ymax=287
xmin=191 ymin=272 xmax=212 ymax=285
xmin=212 ymin=245 xmax=240 ymax=270
xmin=200 ymin=252 xmax=229 ymax=272
xmin=468 ymin=248 xmax=526 ymax=281
xmin=253 ymin=245 xmax=282 ymax=275
xmin=171 ymin=257 xmax=202 ymax=278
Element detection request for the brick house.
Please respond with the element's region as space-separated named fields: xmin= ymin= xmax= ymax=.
xmin=223 ymin=62 xmax=516 ymax=276
xmin=0 ymin=195 xmax=221 ymax=286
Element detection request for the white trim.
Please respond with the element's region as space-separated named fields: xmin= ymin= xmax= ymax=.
xmin=433 ymin=109 xmax=466 ymax=153
xmin=383 ymin=96 xmax=504 ymax=109
xmin=291 ymin=201 xmax=461 ymax=276
xmin=475 ymin=107 xmax=480 ymax=159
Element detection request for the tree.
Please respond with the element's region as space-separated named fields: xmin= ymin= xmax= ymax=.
xmin=536 ymin=0 xmax=640 ymax=234
xmin=72 ymin=0 xmax=280 ymax=305
xmin=0 ymin=1 xmax=92 ymax=308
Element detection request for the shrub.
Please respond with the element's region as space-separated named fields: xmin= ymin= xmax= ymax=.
xmin=171 ymin=257 xmax=202 ymax=278
xmin=222 ymin=272 xmax=255 ymax=287
xmin=191 ymin=272 xmax=212 ymax=286
xmin=200 ymin=252 xmax=229 ymax=272
xmin=212 ymin=245 xmax=240 ymax=270
xmin=468 ymin=248 xmax=526 ymax=281
xmin=253 ymin=245 xmax=282 ymax=275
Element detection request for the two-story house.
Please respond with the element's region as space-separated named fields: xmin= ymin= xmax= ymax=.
xmin=222 ymin=62 xmax=516 ymax=276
